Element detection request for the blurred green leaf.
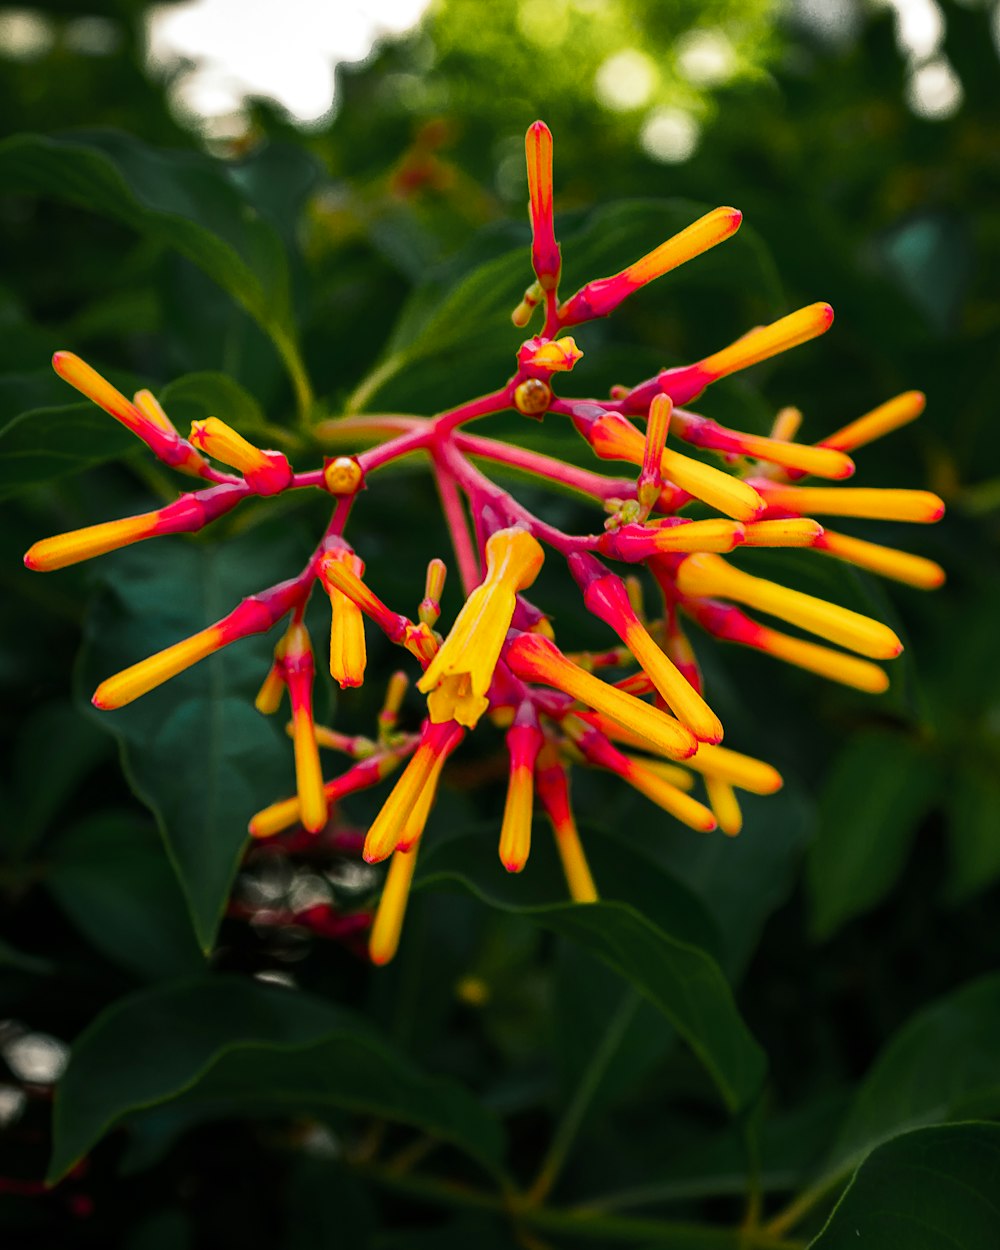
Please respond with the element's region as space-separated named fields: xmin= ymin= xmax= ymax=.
xmin=0 ymin=937 xmax=53 ymax=975
xmin=944 ymin=766 xmax=1000 ymax=904
xmin=158 ymin=372 xmax=268 ymax=436
xmin=77 ymin=530 xmax=305 ymax=951
xmin=807 ymin=730 xmax=940 ymax=940
xmin=809 ymin=1123 xmax=1000 ymax=1250
xmin=45 ymin=811 xmax=204 ymax=981
xmin=824 ymin=974 xmax=1000 ymax=1183
xmin=0 ymin=402 xmax=135 ymax=497
xmin=48 ymin=975 xmax=506 ymax=1183
xmin=418 ymin=830 xmax=765 ymax=1115
xmin=6 ymin=700 xmax=110 ymax=859
xmin=0 ymin=132 xmax=310 ymax=410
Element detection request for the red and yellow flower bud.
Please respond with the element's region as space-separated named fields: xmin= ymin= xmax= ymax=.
xmin=52 ymin=351 xmax=211 ymax=477
xmin=670 ymin=409 xmax=854 ymax=480
xmin=577 ymin=408 xmax=765 ymax=522
xmin=92 ymin=576 xmax=306 ymax=710
xmin=637 ymin=394 xmax=671 ymax=512
xmin=568 ymin=717 xmax=715 ymax=832
xmin=686 ymin=599 xmax=890 ymax=693
xmin=752 ymin=482 xmax=945 ymax=524
xmin=525 ymin=120 xmax=561 ymax=289
xmin=506 ymin=631 xmax=697 ymax=760
xmin=25 ymin=482 xmax=246 ymax=573
xmin=676 ymin=552 xmax=902 ymax=659
xmin=812 ymin=530 xmax=945 ymax=590
xmin=318 ymin=552 xmax=410 ymax=643
xmin=248 ymin=749 xmax=405 ymax=840
xmin=569 ymin=554 xmax=723 ymax=743
xmin=417 ymin=527 xmax=544 ymax=728
xmin=189 ymin=418 xmax=293 ymax=495
xmin=282 ymin=622 xmax=327 ymax=833
xmin=519 ymin=336 xmax=583 ymax=373
xmin=620 ymin=304 xmax=835 ymax=414
xmin=321 ymin=548 xmax=367 ymax=689
xmin=499 ymin=709 xmax=544 ymax=873
xmin=419 ymin=558 xmax=447 ymax=628
xmin=363 ymin=720 xmax=463 ymax=863
xmin=558 ymin=207 xmax=742 ymax=325
xmin=535 ymin=743 xmax=598 ymax=903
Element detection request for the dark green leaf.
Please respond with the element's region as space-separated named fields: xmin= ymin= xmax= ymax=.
xmin=45 ymin=811 xmax=204 ymax=981
xmin=0 ymin=132 xmax=308 ymax=404
xmin=809 ymin=1123 xmax=1000 ymax=1249
xmin=824 ymin=974 xmax=1000 ymax=1182
xmin=7 ymin=700 xmax=111 ymax=858
xmin=944 ymin=766 xmax=1000 ymax=903
xmin=77 ymin=529 xmax=306 ymax=951
xmin=807 ymin=730 xmax=940 ymax=940
xmin=157 ymin=372 xmax=267 ymax=435
xmin=418 ymin=829 xmax=765 ymax=1115
xmin=0 ymin=402 xmax=135 ymax=497
xmin=0 ymin=937 xmax=53 ymax=976
xmin=48 ymin=976 xmax=505 ymax=1183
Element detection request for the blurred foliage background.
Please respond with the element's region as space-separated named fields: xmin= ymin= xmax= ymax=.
xmin=2 ymin=0 xmax=1000 ymax=1246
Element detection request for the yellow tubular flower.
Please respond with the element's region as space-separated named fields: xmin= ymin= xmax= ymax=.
xmin=418 ymin=527 xmax=545 ymax=728
xmin=623 ymin=756 xmax=717 ymax=832
xmin=363 ymin=721 xmax=462 ymax=863
xmin=324 ymin=550 xmax=368 ymax=688
xmin=705 ymin=776 xmax=743 ymax=836
xmin=813 ymin=530 xmax=945 ymax=590
xmin=752 ymin=626 xmax=890 ymax=693
xmin=681 ymin=744 xmax=783 ymax=794
xmin=819 ymin=391 xmax=925 ymax=454
xmin=676 ymin=553 xmax=902 ymax=659
xmin=369 ymin=844 xmax=420 ymax=966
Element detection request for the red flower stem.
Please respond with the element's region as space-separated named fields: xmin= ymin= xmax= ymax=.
xmin=436 ymin=440 xmax=589 ymax=559
xmin=431 ymin=452 xmax=481 ymax=595
xmin=433 ymin=386 xmax=514 ymax=436
xmin=455 ymin=432 xmax=637 ymax=502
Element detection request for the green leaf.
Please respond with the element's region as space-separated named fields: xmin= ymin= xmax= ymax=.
xmin=944 ymin=766 xmax=1000 ymax=903
xmin=0 ymin=132 xmax=310 ymax=411
xmin=417 ymin=829 xmax=765 ymax=1115
xmin=654 ymin=783 xmax=815 ymax=977
xmin=6 ymin=700 xmax=111 ymax=859
xmin=77 ymin=528 xmax=306 ymax=951
xmin=0 ymin=937 xmax=53 ymax=976
xmin=45 ymin=811 xmax=205 ymax=981
xmin=0 ymin=402 xmax=135 ymax=498
xmin=157 ymin=371 xmax=267 ymax=434
xmin=809 ymin=1123 xmax=1000 ymax=1249
xmin=824 ymin=974 xmax=1000 ymax=1182
xmin=807 ymin=730 xmax=940 ymax=940
xmin=48 ymin=975 xmax=505 ymax=1184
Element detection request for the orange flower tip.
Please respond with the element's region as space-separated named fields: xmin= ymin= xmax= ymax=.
xmin=363 ymin=842 xmax=393 ymax=866
xmin=502 ymin=855 xmax=528 ymax=874
xmin=323 ymin=456 xmax=364 ymax=496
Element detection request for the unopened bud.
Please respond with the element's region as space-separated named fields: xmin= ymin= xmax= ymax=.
xmin=514 ymin=377 xmax=552 ymax=417
xmin=323 ymin=455 xmax=364 ymax=496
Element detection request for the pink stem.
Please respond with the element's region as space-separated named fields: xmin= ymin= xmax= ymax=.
xmin=455 ymin=432 xmax=637 ymax=502
xmin=432 ymin=453 xmax=481 ymax=595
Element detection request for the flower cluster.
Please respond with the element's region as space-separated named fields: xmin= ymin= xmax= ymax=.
xmin=25 ymin=122 xmax=945 ymax=965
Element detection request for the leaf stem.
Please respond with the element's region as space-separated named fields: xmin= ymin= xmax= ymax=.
xmin=762 ymin=1171 xmax=843 ymax=1239
xmin=525 ymin=987 xmax=640 ymax=1206
xmin=271 ymin=327 xmax=315 ymax=427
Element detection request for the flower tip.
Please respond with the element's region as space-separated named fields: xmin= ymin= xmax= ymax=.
xmin=91 ymin=686 xmax=114 ymax=711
